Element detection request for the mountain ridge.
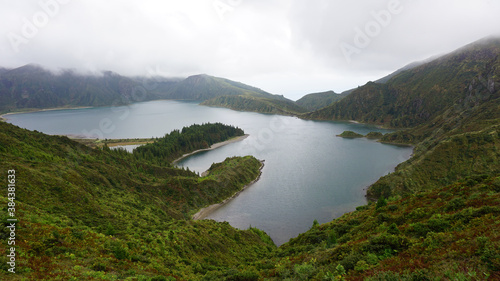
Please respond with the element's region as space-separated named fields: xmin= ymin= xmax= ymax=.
xmin=303 ymin=37 xmax=500 ymax=128
xmin=0 ymin=65 xmax=300 ymax=115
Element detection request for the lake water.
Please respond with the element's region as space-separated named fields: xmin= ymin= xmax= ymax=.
xmin=6 ymin=100 xmax=412 ymax=245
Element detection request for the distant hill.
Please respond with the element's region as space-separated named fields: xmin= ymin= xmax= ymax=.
xmin=162 ymin=74 xmax=280 ymax=101
xmin=201 ymin=94 xmax=308 ymax=115
xmin=166 ymin=74 xmax=310 ymax=114
xmin=0 ymin=66 xmax=296 ymax=114
xmin=304 ymin=37 xmax=500 ymax=128
xmin=0 ymin=64 xmax=158 ymax=113
xmin=296 ymin=90 xmax=349 ymax=111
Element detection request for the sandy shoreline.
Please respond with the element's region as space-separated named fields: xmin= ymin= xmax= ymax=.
xmin=192 ymin=159 xmax=265 ymax=220
xmin=172 ymin=134 xmax=249 ymax=164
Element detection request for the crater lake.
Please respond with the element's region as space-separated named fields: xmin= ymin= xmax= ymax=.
xmin=5 ymin=100 xmax=413 ymax=245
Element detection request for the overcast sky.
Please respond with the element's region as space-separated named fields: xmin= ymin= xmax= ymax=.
xmin=1 ymin=0 xmax=499 ymax=100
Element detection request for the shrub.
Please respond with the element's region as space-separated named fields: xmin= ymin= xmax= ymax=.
xmin=491 ymin=177 xmax=500 ymax=192
xmin=427 ymin=214 xmax=450 ymax=232
xmin=376 ymin=198 xmax=388 ymax=210
xmin=327 ymin=230 xmax=337 ymax=248
xmin=294 ymin=263 xmax=316 ymax=280
xmin=408 ymin=222 xmax=430 ymax=237
xmin=151 ymin=276 xmax=175 ymax=281
xmin=388 ymin=205 xmax=398 ymax=211
xmin=226 ymin=269 xmax=260 ymax=281
xmin=364 ymin=233 xmax=409 ymax=255
xmin=387 ymin=223 xmax=401 ymax=235
xmin=112 ymin=243 xmax=129 ymax=260
xmin=339 ymin=252 xmax=364 ymax=270
xmin=445 ymin=198 xmax=466 ymax=211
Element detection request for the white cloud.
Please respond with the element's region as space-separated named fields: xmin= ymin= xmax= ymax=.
xmin=1 ymin=0 xmax=499 ymax=100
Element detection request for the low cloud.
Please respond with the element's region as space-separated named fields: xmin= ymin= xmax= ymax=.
xmin=1 ymin=0 xmax=499 ymax=100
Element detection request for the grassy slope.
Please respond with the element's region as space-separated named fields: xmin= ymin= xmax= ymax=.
xmin=0 ymin=122 xmax=274 ymax=280
xmin=259 ymin=175 xmax=500 ymax=280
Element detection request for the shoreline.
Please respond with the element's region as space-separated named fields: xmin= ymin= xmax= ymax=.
xmin=172 ymin=134 xmax=249 ymax=164
xmin=192 ymin=160 xmax=265 ymax=220
xmin=0 ymin=106 xmax=93 ymax=121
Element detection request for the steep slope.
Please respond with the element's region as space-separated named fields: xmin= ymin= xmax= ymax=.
xmin=304 ymin=37 xmax=500 ymax=128
xmin=296 ymin=90 xmax=349 ymax=111
xmin=374 ymin=58 xmax=435 ymax=84
xmin=258 ymin=175 xmax=500 ymax=280
xmin=0 ymin=65 xmax=153 ymax=113
xmin=0 ymin=121 xmax=274 ymax=280
xmin=258 ymin=38 xmax=500 ymax=279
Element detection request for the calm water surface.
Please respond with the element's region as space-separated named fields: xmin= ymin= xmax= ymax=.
xmin=7 ymin=100 xmax=412 ymax=245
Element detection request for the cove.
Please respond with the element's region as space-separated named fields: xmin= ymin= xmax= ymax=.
xmin=5 ymin=100 xmax=412 ymax=245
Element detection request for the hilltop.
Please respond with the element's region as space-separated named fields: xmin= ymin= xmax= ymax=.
xmin=303 ymin=37 xmax=500 ymax=128
xmin=0 ymin=66 xmax=303 ymax=115
xmin=295 ymin=90 xmax=349 ymax=111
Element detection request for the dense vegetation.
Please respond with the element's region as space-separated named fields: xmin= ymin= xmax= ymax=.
xmin=303 ymin=37 xmax=500 ymax=128
xmin=201 ymin=95 xmax=307 ymax=115
xmin=259 ymin=175 xmax=500 ymax=280
xmin=365 ymin=132 xmax=383 ymax=139
xmin=268 ymin=37 xmax=500 ymax=280
xmin=1 ymin=37 xmax=500 ymax=280
xmin=165 ymin=74 xmax=285 ymax=101
xmin=337 ymin=131 xmax=364 ymax=138
xmin=0 ymin=66 xmax=294 ymax=114
xmin=0 ymin=64 xmax=183 ymax=113
xmin=0 ymin=121 xmax=274 ymax=280
xmin=130 ymin=123 xmax=244 ymax=165
xmin=296 ymin=90 xmax=348 ymax=111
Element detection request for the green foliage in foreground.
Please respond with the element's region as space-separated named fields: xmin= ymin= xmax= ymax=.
xmin=260 ymin=175 xmax=500 ymax=280
xmin=1 ymin=111 xmax=500 ymax=280
xmin=0 ymin=121 xmax=274 ymax=280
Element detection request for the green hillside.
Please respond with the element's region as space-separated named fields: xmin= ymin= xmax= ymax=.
xmin=0 ymin=66 xmax=289 ymax=115
xmin=304 ymin=37 xmax=500 ymax=128
xmin=2 ymin=37 xmax=500 ymax=280
xmin=201 ymin=95 xmax=307 ymax=115
xmin=265 ymin=37 xmax=500 ymax=280
xmin=164 ymin=74 xmax=283 ymax=101
xmin=258 ymin=174 xmax=500 ymax=280
xmin=296 ymin=90 xmax=348 ymax=111
xmin=0 ymin=65 xmax=169 ymax=113
xmin=0 ymin=121 xmax=274 ymax=280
